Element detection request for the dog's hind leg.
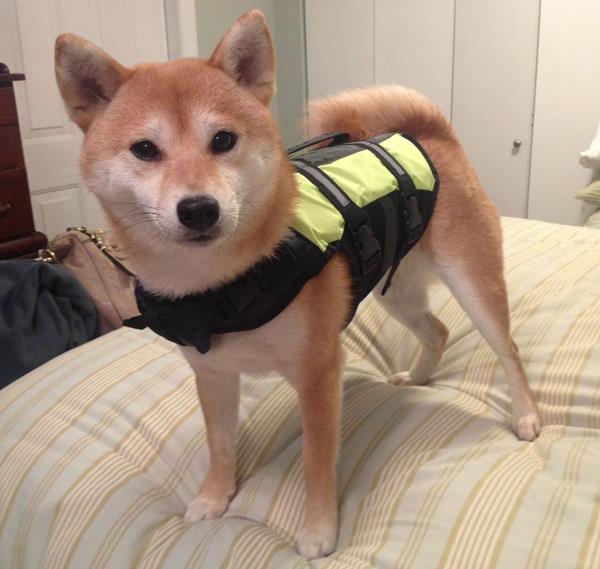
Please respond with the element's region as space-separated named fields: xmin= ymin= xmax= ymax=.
xmin=418 ymin=139 xmax=540 ymax=440
xmin=429 ymin=227 xmax=542 ymax=441
xmin=373 ymin=246 xmax=449 ymax=386
xmin=434 ymin=260 xmax=541 ymax=441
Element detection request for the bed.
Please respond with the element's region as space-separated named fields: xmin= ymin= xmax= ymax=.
xmin=1 ymin=216 xmax=599 ymax=569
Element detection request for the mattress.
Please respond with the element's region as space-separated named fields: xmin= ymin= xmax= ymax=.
xmin=1 ymin=217 xmax=599 ymax=569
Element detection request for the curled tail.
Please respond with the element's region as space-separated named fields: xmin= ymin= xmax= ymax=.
xmin=306 ymin=85 xmax=454 ymax=143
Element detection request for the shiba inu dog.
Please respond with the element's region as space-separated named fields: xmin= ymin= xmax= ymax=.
xmin=55 ymin=10 xmax=540 ymax=558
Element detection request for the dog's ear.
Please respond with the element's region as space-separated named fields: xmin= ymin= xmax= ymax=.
xmin=55 ymin=33 xmax=131 ymax=132
xmin=209 ymin=10 xmax=276 ymax=107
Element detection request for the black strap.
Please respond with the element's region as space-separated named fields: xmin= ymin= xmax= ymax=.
xmin=123 ymin=231 xmax=331 ymax=354
xmin=292 ymin=161 xmax=353 ymax=211
xmin=286 ymin=132 xmax=350 ymax=157
xmin=292 ymin=161 xmax=381 ymax=280
xmin=352 ymin=140 xmax=423 ymax=240
xmin=375 ymin=194 xmax=398 ymax=274
xmin=122 ymin=315 xmax=146 ymax=329
xmin=353 ymin=140 xmax=424 ymax=294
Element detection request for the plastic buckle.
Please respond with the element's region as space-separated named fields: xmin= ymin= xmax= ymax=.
xmin=406 ymin=195 xmax=423 ymax=242
xmin=190 ymin=328 xmax=211 ymax=354
xmin=357 ymin=225 xmax=382 ymax=276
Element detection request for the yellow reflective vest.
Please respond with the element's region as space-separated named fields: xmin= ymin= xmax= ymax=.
xmin=124 ymin=133 xmax=439 ymax=354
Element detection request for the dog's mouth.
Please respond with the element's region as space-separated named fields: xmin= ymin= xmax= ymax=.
xmin=181 ymin=230 xmax=222 ymax=245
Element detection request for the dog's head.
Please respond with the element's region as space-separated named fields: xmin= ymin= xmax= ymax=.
xmin=55 ymin=11 xmax=285 ymax=256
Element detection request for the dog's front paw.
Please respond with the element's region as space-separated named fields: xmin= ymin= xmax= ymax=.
xmin=389 ymin=370 xmax=428 ymax=387
xmin=513 ymin=410 xmax=541 ymax=441
xmin=296 ymin=521 xmax=337 ymax=559
xmin=184 ymin=492 xmax=231 ymax=523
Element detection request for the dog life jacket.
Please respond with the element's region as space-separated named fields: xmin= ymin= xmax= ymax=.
xmin=124 ymin=132 xmax=439 ymax=354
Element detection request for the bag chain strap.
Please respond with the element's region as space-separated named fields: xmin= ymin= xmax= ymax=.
xmin=41 ymin=226 xmax=137 ymax=278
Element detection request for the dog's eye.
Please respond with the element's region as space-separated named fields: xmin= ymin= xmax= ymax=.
xmin=211 ymin=131 xmax=237 ymax=153
xmin=130 ymin=139 xmax=161 ymax=161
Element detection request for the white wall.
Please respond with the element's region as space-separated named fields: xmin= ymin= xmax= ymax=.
xmin=272 ymin=0 xmax=306 ymax=146
xmin=195 ymin=0 xmax=306 ymax=146
xmin=195 ymin=0 xmax=279 ymax=125
xmin=305 ymin=0 xmax=374 ymax=101
xmin=195 ymin=0 xmax=275 ymax=59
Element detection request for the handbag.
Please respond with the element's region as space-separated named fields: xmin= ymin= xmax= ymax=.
xmin=41 ymin=227 xmax=138 ymax=335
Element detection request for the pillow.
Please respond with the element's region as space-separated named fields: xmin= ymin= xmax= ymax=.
xmin=575 ymin=180 xmax=600 ymax=206
xmin=584 ymin=209 xmax=600 ymax=229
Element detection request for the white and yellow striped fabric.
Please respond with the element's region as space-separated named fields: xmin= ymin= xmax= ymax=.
xmin=1 ymin=217 xmax=599 ymax=569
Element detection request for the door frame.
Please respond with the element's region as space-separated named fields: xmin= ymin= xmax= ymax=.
xmin=164 ymin=0 xmax=199 ymax=59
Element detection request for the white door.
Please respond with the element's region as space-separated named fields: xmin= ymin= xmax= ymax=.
xmin=0 ymin=0 xmax=168 ymax=239
xmin=451 ymin=0 xmax=540 ymax=218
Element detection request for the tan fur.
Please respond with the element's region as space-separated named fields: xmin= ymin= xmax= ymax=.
xmin=56 ymin=10 xmax=540 ymax=559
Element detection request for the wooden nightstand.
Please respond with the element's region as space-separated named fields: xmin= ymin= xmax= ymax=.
xmin=0 ymin=63 xmax=47 ymax=259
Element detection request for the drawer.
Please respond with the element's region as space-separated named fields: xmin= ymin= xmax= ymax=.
xmin=0 ymin=231 xmax=47 ymax=260
xmin=0 ymin=168 xmax=34 ymax=240
xmin=0 ymin=125 xmax=25 ymax=170
xmin=0 ymin=87 xmax=18 ymax=126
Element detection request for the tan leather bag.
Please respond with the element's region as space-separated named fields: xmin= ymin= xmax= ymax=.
xmin=41 ymin=227 xmax=138 ymax=335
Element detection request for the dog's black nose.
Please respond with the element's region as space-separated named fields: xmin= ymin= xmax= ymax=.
xmin=177 ymin=196 xmax=220 ymax=231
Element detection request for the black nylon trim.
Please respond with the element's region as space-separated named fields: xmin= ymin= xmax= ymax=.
xmin=377 ymin=194 xmax=398 ymax=275
xmin=293 ymin=162 xmax=351 ymax=207
xmin=286 ymin=132 xmax=349 ymax=157
xmin=127 ymin=230 xmax=336 ymax=353
xmin=215 ymin=233 xmax=335 ymax=333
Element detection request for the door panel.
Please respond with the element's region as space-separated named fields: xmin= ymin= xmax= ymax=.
xmin=452 ymin=0 xmax=540 ymax=218
xmin=14 ymin=0 xmax=65 ymax=130
xmin=0 ymin=0 xmax=168 ymax=236
xmin=374 ymin=0 xmax=454 ymax=119
xmin=31 ymin=187 xmax=81 ymax=240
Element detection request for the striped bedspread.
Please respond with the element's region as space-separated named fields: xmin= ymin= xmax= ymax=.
xmin=1 ymin=217 xmax=599 ymax=569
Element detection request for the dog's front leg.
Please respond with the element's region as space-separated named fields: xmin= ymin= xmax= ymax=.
xmin=290 ymin=342 xmax=343 ymax=559
xmin=183 ymin=358 xmax=240 ymax=522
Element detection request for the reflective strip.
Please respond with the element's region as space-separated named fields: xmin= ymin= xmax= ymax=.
xmin=318 ymin=147 xmax=399 ymax=207
xmin=293 ymin=162 xmax=350 ymax=207
xmin=292 ymin=172 xmax=344 ymax=252
xmin=354 ymin=140 xmax=416 ymax=199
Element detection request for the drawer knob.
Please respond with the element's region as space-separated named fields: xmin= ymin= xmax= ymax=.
xmin=0 ymin=201 xmax=13 ymax=216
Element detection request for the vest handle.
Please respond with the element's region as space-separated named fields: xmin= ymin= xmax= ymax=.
xmin=286 ymin=131 xmax=350 ymax=157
